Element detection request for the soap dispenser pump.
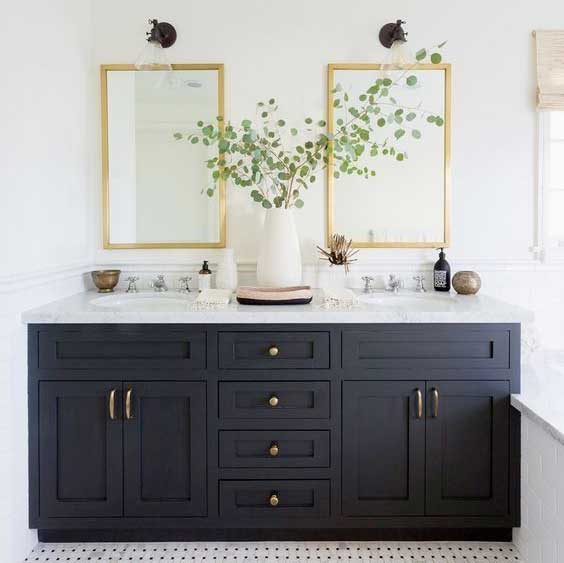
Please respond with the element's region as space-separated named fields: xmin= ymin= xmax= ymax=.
xmin=433 ymin=248 xmax=451 ymax=292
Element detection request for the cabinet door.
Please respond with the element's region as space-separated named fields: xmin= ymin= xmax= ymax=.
xmin=426 ymin=381 xmax=509 ymax=516
xmin=342 ymin=381 xmax=425 ymax=516
xmin=124 ymin=382 xmax=207 ymax=517
xmin=39 ymin=381 xmax=123 ymax=517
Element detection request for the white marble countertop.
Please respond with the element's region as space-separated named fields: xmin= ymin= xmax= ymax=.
xmin=512 ymin=351 xmax=564 ymax=445
xmin=21 ymin=289 xmax=533 ymax=324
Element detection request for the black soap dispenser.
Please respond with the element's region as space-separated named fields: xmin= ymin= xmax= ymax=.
xmin=433 ymin=248 xmax=451 ymax=292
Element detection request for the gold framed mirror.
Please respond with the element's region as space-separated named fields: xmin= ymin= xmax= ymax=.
xmin=327 ymin=63 xmax=451 ymax=248
xmin=101 ymin=64 xmax=226 ymax=249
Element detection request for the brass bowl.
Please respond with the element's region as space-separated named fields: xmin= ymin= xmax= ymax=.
xmin=452 ymin=270 xmax=481 ymax=295
xmin=91 ymin=270 xmax=121 ymax=293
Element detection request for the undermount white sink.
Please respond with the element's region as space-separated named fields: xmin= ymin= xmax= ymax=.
xmin=357 ymin=291 xmax=458 ymax=311
xmin=90 ymin=292 xmax=194 ymax=312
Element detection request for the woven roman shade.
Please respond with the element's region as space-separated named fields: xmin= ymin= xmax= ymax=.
xmin=535 ymin=30 xmax=564 ymax=110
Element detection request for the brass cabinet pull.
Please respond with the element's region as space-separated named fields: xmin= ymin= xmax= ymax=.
xmin=108 ymin=389 xmax=117 ymax=420
xmin=268 ymin=345 xmax=280 ymax=357
xmin=431 ymin=388 xmax=439 ymax=418
xmin=268 ymin=395 xmax=279 ymax=407
xmin=415 ymin=389 xmax=423 ymax=419
xmin=269 ymin=442 xmax=279 ymax=457
xmin=125 ymin=387 xmax=134 ymax=420
xmin=269 ymin=493 xmax=279 ymax=507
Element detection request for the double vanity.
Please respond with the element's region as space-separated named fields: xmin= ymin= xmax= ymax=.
xmin=24 ymin=290 xmax=530 ymax=541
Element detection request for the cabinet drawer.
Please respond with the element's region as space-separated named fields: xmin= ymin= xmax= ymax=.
xmin=219 ymin=480 xmax=330 ymax=519
xmin=218 ymin=331 xmax=330 ymax=369
xmin=342 ymin=328 xmax=510 ymax=370
xmin=219 ymin=382 xmax=330 ymax=419
xmin=219 ymin=430 xmax=330 ymax=468
xmin=37 ymin=328 xmax=206 ymax=370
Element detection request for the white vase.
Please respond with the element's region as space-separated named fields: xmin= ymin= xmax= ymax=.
xmin=257 ymin=208 xmax=302 ymax=287
xmin=215 ymin=248 xmax=238 ymax=291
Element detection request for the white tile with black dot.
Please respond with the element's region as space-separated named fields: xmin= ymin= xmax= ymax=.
xmin=23 ymin=541 xmax=523 ymax=563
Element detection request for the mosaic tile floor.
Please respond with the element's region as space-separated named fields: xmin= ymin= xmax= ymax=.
xmin=24 ymin=541 xmax=523 ymax=562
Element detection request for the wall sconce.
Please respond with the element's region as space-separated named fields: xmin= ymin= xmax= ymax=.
xmin=135 ymin=19 xmax=177 ymax=71
xmin=379 ymin=20 xmax=412 ymax=66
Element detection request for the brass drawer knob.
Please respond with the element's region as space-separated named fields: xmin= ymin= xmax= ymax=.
xmin=269 ymin=493 xmax=279 ymax=507
xmin=268 ymin=395 xmax=279 ymax=407
xmin=268 ymin=345 xmax=280 ymax=357
xmin=269 ymin=443 xmax=279 ymax=457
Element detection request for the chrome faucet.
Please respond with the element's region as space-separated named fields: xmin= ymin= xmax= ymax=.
xmin=125 ymin=276 xmax=139 ymax=293
xmin=386 ymin=274 xmax=404 ymax=294
xmin=151 ymin=275 xmax=168 ymax=292
xmin=413 ymin=275 xmax=426 ymax=293
xmin=178 ymin=276 xmax=192 ymax=293
xmin=361 ymin=276 xmax=375 ymax=293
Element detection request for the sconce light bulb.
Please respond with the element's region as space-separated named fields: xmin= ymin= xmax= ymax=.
xmin=389 ymin=40 xmax=412 ymax=65
xmin=135 ymin=40 xmax=173 ymax=71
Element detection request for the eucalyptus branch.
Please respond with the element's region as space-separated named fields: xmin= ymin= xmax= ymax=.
xmin=175 ymin=42 xmax=446 ymax=208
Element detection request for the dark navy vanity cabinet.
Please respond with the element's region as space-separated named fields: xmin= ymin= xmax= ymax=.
xmin=28 ymin=323 xmax=521 ymax=541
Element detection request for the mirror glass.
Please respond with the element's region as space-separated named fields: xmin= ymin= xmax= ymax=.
xmin=328 ymin=65 xmax=450 ymax=247
xmin=102 ymin=65 xmax=225 ymax=248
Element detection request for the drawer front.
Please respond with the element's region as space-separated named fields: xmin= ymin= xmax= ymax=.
xmin=219 ymin=430 xmax=330 ymax=468
xmin=219 ymin=382 xmax=330 ymax=419
xmin=218 ymin=331 xmax=330 ymax=369
xmin=219 ymin=480 xmax=330 ymax=519
xmin=342 ymin=328 xmax=510 ymax=370
xmin=37 ymin=328 xmax=206 ymax=370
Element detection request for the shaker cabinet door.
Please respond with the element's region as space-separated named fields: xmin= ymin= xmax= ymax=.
xmin=38 ymin=381 xmax=123 ymax=517
xmin=342 ymin=381 xmax=425 ymax=516
xmin=425 ymin=381 xmax=509 ymax=516
xmin=123 ymin=381 xmax=207 ymax=517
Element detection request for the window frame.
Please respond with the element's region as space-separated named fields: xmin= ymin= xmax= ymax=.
xmin=538 ymin=110 xmax=564 ymax=263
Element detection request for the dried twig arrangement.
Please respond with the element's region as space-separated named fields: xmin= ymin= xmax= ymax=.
xmin=317 ymin=234 xmax=359 ymax=274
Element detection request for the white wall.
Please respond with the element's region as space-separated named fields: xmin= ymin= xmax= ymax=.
xmin=90 ymin=0 xmax=563 ymax=264
xmin=0 ymin=1 xmax=95 ymax=560
xmin=89 ymin=0 xmax=564 ymax=351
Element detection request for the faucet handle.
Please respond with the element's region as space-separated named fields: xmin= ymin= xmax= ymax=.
xmin=126 ymin=276 xmax=139 ymax=293
xmin=178 ymin=276 xmax=192 ymax=293
xmin=361 ymin=276 xmax=375 ymax=293
xmin=413 ymin=275 xmax=426 ymax=292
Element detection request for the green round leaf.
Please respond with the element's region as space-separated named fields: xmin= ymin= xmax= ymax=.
xmin=406 ymin=112 xmax=417 ymax=121
xmin=396 ymin=153 xmax=404 ymax=162
xmin=406 ymin=75 xmax=417 ymax=86
xmin=277 ymin=119 xmax=286 ymax=127
xmin=290 ymin=128 xmax=298 ymax=136
xmin=197 ymin=121 xmax=203 ymax=127
xmin=191 ymin=137 xmax=199 ymax=144
xmin=415 ymin=48 xmax=427 ymax=61
xmin=206 ymin=188 xmax=214 ymax=197
xmin=262 ymin=199 xmax=273 ymax=209
xmin=294 ymin=199 xmax=304 ymax=209
xmin=377 ymin=118 xmax=386 ymax=127
xmin=318 ymin=120 xmax=326 ymax=127
xmin=305 ymin=117 xmax=313 ymax=125
xmin=412 ymin=129 xmax=422 ymax=139
xmin=427 ymin=115 xmax=436 ymax=123
xmin=431 ymin=53 xmax=442 ymax=64
xmin=435 ymin=116 xmax=444 ymax=127
xmin=269 ymin=98 xmax=275 ymax=105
